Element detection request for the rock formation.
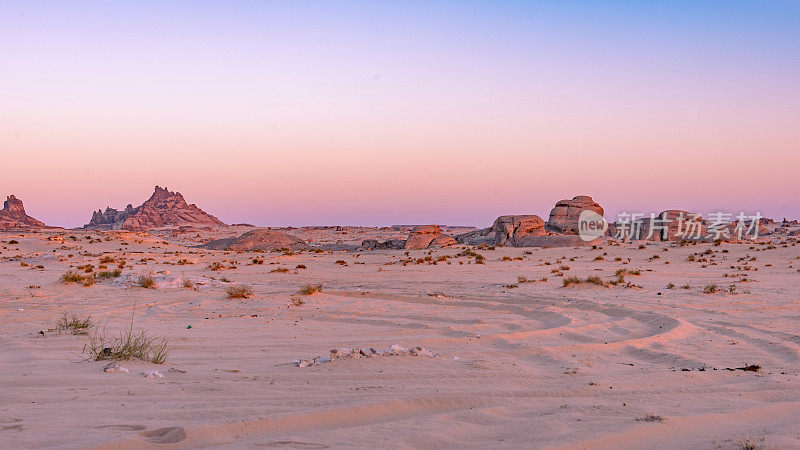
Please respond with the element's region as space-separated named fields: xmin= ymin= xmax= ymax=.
xmin=0 ymin=195 xmax=48 ymax=230
xmin=616 ymin=210 xmax=713 ymax=241
xmin=360 ymin=225 xmax=457 ymax=250
xmin=547 ymin=196 xmax=604 ymax=234
xmin=202 ymin=229 xmax=308 ymax=251
xmin=404 ymin=225 xmax=445 ymax=249
xmin=85 ymin=186 xmax=225 ymax=230
xmin=360 ymin=239 xmax=406 ymax=250
xmin=456 ymin=215 xmax=548 ymax=246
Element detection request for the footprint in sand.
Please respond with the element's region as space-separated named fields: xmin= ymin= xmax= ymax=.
xmin=138 ymin=426 xmax=187 ymax=443
xmin=94 ymin=424 xmax=146 ymax=431
xmin=262 ymin=442 xmax=329 ymax=449
xmin=0 ymin=418 xmax=23 ymax=432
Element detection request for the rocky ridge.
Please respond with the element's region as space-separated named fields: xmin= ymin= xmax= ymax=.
xmin=85 ymin=186 xmax=225 ymax=231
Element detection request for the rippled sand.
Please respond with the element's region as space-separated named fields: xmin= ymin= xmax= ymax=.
xmin=1 ymin=228 xmax=799 ymax=448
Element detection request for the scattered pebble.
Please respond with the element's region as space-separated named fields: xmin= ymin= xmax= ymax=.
xmin=142 ymin=370 xmax=164 ymax=378
xmin=102 ymin=362 xmax=129 ymax=373
xmin=293 ymin=344 xmax=436 ymax=367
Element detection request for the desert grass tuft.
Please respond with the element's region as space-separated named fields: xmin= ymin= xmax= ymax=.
xmin=137 ymin=275 xmax=156 ymax=289
xmin=635 ymin=414 xmax=663 ymax=422
xmin=300 ymin=283 xmax=323 ymax=295
xmin=97 ymin=269 xmax=122 ymax=279
xmin=226 ymin=284 xmax=253 ymax=299
xmin=84 ymin=327 xmax=170 ymax=364
xmin=56 ymin=313 xmax=93 ymax=335
xmin=83 ymin=303 xmax=169 ymax=364
xmin=182 ymin=278 xmax=196 ymax=290
xmin=61 ymin=270 xmax=96 ymax=286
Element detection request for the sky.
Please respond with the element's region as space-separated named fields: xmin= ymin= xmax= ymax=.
xmin=2 ymin=1 xmax=799 ymax=228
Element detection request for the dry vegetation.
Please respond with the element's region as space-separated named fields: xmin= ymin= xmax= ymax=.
xmin=226 ymin=284 xmax=253 ymax=299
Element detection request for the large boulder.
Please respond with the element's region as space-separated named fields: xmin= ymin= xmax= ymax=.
xmin=360 ymin=239 xmax=406 ymax=250
xmin=428 ymin=235 xmax=457 ymax=248
xmin=455 ymin=215 xmax=546 ymax=246
xmin=547 ymin=196 xmax=604 ymax=234
xmin=202 ymin=229 xmax=307 ymax=251
xmin=405 ymin=225 xmax=446 ymax=250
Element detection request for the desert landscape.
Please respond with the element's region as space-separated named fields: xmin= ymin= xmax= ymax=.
xmin=4 ymin=2 xmax=800 ymax=449
xmin=2 ymin=189 xmax=800 ymax=449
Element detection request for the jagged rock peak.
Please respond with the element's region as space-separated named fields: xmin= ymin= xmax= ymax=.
xmin=84 ymin=186 xmax=226 ymax=230
xmin=0 ymin=194 xmax=47 ymax=229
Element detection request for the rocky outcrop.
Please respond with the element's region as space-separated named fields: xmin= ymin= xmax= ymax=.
xmin=547 ymin=196 xmax=604 ymax=234
xmin=456 ymin=215 xmax=547 ymax=246
xmin=0 ymin=195 xmax=47 ymax=230
xmin=429 ymin=235 xmax=457 ymax=247
xmin=202 ymin=229 xmax=308 ymax=251
xmin=360 ymin=225 xmax=457 ymax=250
xmin=405 ymin=225 xmax=442 ymax=250
xmin=360 ymin=239 xmax=406 ymax=250
xmin=85 ymin=186 xmax=225 ymax=230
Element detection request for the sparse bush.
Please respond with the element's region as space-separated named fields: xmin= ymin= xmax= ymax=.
xmin=300 ymin=283 xmax=323 ymax=295
xmin=97 ymin=269 xmax=122 ymax=279
xmin=290 ymin=297 xmax=305 ymax=306
xmin=137 ymin=275 xmax=156 ymax=289
xmin=84 ymin=327 xmax=170 ymax=364
xmin=99 ymin=256 xmax=115 ymax=264
xmin=636 ymin=414 xmax=663 ymax=422
xmin=586 ymin=276 xmax=605 ymax=286
xmin=61 ymin=270 xmax=95 ymax=286
xmin=564 ymin=276 xmax=607 ymax=287
xmin=271 ymin=267 xmax=290 ymax=273
xmin=182 ymin=278 xmax=196 ymax=290
xmin=56 ymin=313 xmax=93 ymax=335
xmin=226 ymin=284 xmax=253 ymax=299
xmin=702 ymin=284 xmax=718 ymax=294
xmin=208 ymin=261 xmax=225 ymax=271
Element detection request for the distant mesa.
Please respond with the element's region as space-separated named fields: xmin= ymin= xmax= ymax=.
xmin=0 ymin=195 xmax=48 ymax=230
xmin=202 ymin=229 xmax=308 ymax=251
xmin=84 ymin=186 xmax=225 ymax=231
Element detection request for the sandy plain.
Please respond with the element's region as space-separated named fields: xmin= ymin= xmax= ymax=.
xmin=1 ymin=225 xmax=800 ymax=449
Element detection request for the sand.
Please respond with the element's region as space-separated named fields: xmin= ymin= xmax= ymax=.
xmin=1 ymin=226 xmax=799 ymax=449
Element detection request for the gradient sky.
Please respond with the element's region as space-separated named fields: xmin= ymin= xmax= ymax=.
xmin=2 ymin=1 xmax=799 ymax=228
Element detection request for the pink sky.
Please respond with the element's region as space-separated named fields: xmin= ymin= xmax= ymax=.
xmin=2 ymin=2 xmax=799 ymax=227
